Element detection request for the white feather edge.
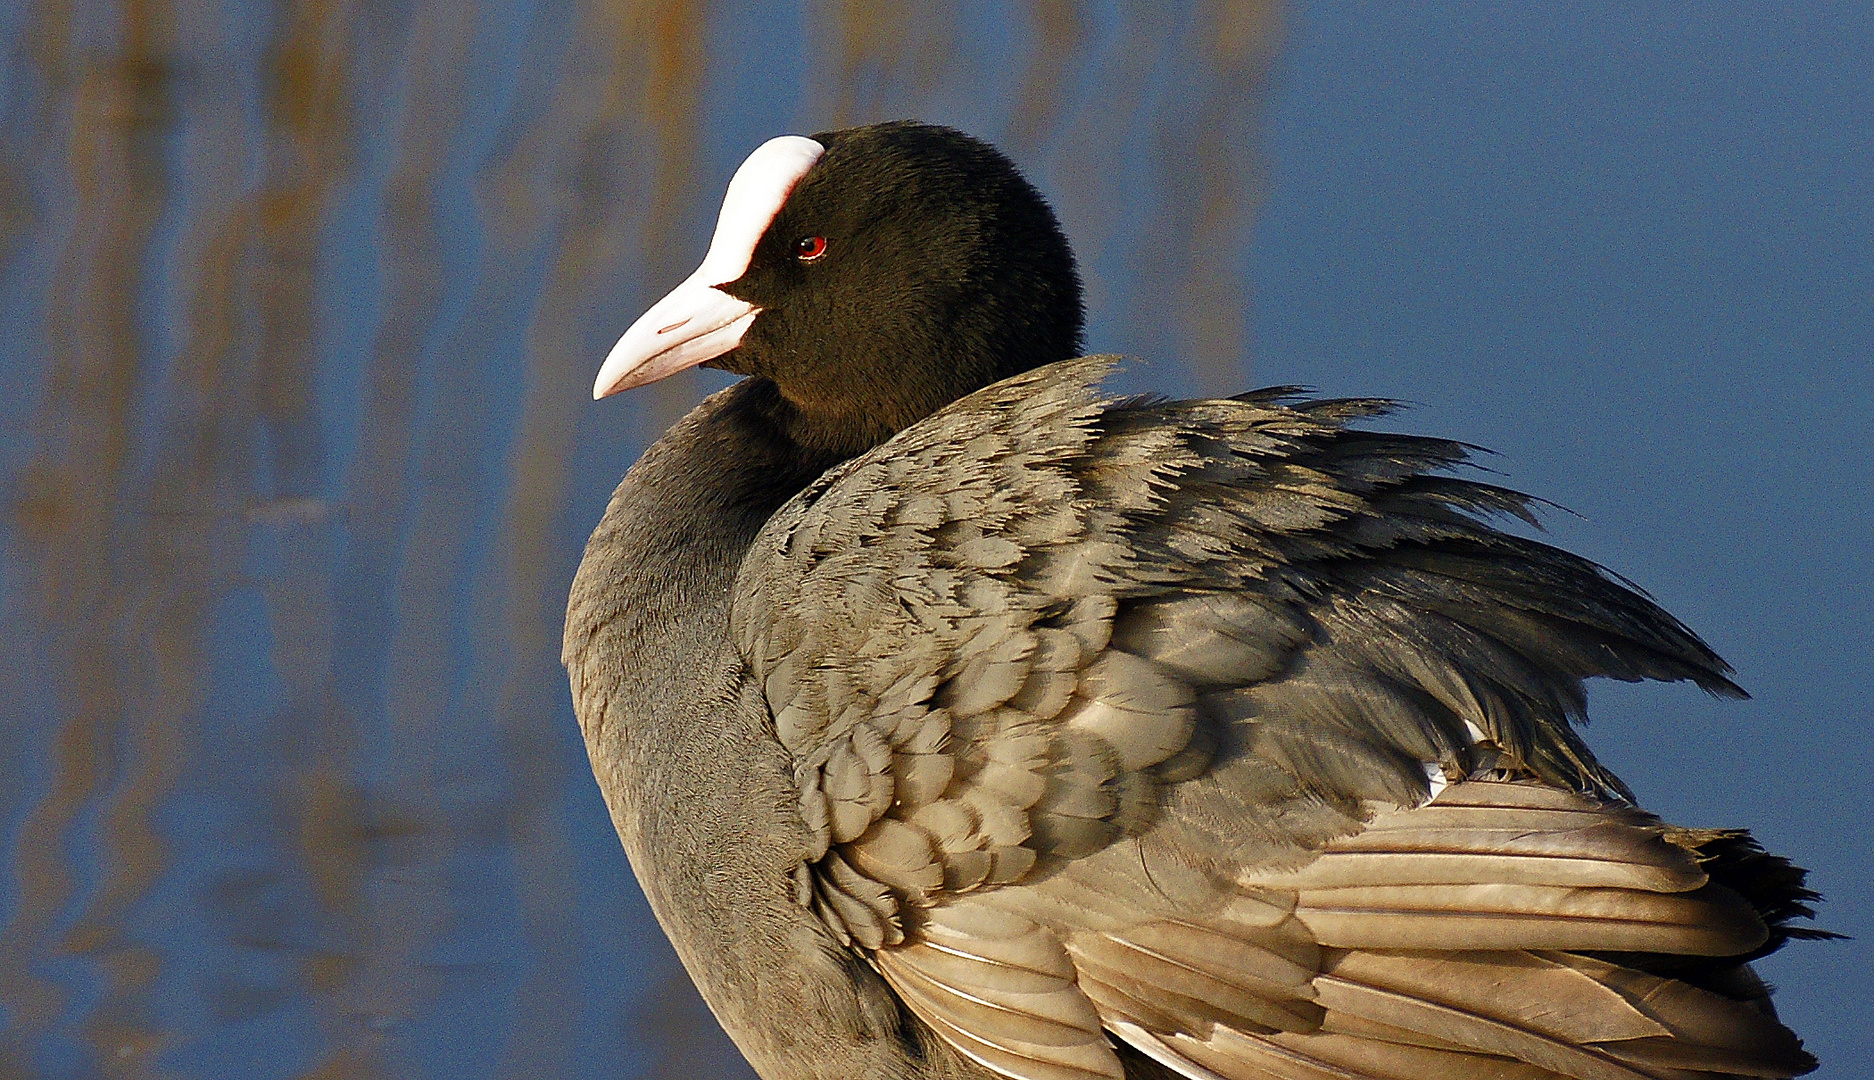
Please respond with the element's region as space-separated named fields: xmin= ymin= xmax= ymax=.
xmin=1105 ymin=1020 xmax=1233 ymax=1080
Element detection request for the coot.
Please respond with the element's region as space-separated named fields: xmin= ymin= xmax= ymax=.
xmin=564 ymin=122 xmax=1822 ymax=1080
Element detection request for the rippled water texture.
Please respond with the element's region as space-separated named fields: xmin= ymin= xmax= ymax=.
xmin=2 ymin=2 xmax=1868 ymax=1078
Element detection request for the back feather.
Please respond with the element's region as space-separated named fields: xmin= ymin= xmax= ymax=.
xmin=729 ymin=357 xmax=1819 ymax=1080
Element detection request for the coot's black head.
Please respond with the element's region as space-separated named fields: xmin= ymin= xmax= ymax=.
xmin=596 ymin=122 xmax=1084 ymax=456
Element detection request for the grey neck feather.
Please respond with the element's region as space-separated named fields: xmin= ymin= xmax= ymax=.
xmin=563 ymin=380 xmax=976 ymax=1080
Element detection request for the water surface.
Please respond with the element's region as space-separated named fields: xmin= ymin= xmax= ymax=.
xmin=1 ymin=2 xmax=1866 ymax=1077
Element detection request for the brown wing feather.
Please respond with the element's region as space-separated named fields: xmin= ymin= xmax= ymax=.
xmin=730 ymin=358 xmax=1819 ymax=1079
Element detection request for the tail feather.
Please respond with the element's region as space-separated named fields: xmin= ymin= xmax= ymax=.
xmin=1082 ymin=783 xmax=1824 ymax=1079
xmin=1310 ymin=951 xmax=1654 ymax=1080
xmin=1186 ymin=1024 xmax=1574 ymax=1080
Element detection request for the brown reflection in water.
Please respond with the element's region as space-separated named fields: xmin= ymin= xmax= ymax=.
xmin=620 ymin=1 xmax=718 ymax=441
xmin=315 ymin=0 xmax=477 ymax=1068
xmin=0 ymin=0 xmax=388 ymax=1071
xmin=808 ymin=0 xmax=958 ymax=126
xmin=1007 ymin=0 xmax=1090 ymax=151
xmin=257 ymin=0 xmax=354 ymax=495
xmin=1164 ymin=0 xmax=1282 ymax=386
xmin=473 ymin=0 xmax=639 ymax=1071
xmin=251 ymin=1 xmax=380 ymax=1076
xmin=0 ymin=0 xmax=1283 ymax=1075
xmin=541 ymin=2 xmax=753 ymax=1072
xmin=1 ymin=0 xmax=182 ymax=1072
xmin=1053 ymin=0 xmax=1281 ymax=393
xmin=0 ymin=163 xmax=31 ymax=268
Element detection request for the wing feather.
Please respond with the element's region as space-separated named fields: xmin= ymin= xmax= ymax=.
xmin=727 ymin=358 xmax=1816 ymax=1079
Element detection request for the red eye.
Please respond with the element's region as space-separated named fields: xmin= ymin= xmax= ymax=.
xmin=794 ymin=235 xmax=828 ymax=261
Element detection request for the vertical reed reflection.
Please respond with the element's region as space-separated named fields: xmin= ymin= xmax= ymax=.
xmin=318 ymin=1 xmax=493 ymax=1070
xmin=808 ymin=0 xmax=957 ymax=126
xmin=471 ymin=0 xmax=687 ymax=1069
xmin=543 ymin=2 xmax=753 ymax=1071
xmin=2 ymin=0 xmax=182 ymax=1072
xmin=0 ymin=1 xmax=1282 ymax=1076
xmin=630 ymin=1 xmax=715 ymax=439
xmin=252 ymin=0 xmax=375 ymax=1074
xmin=1150 ymin=0 xmax=1281 ymax=386
xmin=1006 ymin=0 xmax=1089 ymax=151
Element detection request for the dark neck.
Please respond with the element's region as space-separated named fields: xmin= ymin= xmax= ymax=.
xmin=564 ymin=382 xmax=845 ymax=790
xmin=567 ymin=379 xmax=838 ymax=636
xmin=564 ymin=379 xmax=976 ymax=1079
xmin=718 ymin=335 xmax=1065 ymax=462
